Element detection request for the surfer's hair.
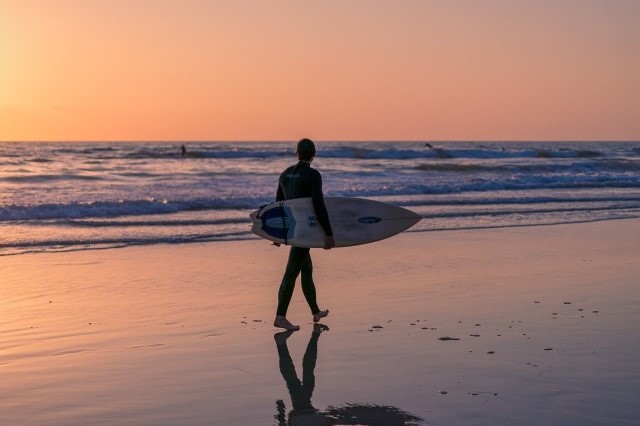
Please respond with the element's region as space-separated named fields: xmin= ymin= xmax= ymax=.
xmin=297 ymin=138 xmax=316 ymax=161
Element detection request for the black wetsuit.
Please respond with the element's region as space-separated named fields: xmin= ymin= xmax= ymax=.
xmin=275 ymin=161 xmax=332 ymax=316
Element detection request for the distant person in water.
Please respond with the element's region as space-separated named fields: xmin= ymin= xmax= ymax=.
xmin=273 ymin=138 xmax=335 ymax=331
xmin=180 ymin=145 xmax=187 ymax=157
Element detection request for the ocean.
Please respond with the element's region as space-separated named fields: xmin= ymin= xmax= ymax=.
xmin=1 ymin=141 xmax=639 ymax=256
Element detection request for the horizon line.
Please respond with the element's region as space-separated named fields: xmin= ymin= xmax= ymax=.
xmin=1 ymin=139 xmax=639 ymax=143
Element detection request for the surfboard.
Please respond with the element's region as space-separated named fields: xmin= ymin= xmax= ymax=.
xmin=249 ymin=197 xmax=421 ymax=248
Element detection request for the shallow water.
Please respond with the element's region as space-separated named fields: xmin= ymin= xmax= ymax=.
xmin=2 ymin=141 xmax=640 ymax=255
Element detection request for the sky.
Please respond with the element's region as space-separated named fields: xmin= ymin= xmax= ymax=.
xmin=1 ymin=0 xmax=639 ymax=141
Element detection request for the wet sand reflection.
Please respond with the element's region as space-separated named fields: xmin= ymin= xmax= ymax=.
xmin=274 ymin=325 xmax=423 ymax=426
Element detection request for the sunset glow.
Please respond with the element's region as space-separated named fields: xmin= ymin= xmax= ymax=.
xmin=1 ymin=0 xmax=639 ymax=141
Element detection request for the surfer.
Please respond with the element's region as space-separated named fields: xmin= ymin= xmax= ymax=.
xmin=273 ymin=138 xmax=335 ymax=331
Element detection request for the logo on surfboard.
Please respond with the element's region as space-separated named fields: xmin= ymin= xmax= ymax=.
xmin=358 ymin=216 xmax=382 ymax=224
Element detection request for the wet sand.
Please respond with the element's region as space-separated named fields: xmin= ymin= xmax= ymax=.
xmin=2 ymin=219 xmax=639 ymax=425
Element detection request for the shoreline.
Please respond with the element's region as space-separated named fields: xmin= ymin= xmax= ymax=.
xmin=2 ymin=218 xmax=639 ymax=425
xmin=4 ymin=214 xmax=640 ymax=258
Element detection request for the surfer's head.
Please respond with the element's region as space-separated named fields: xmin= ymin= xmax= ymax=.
xmin=297 ymin=138 xmax=316 ymax=162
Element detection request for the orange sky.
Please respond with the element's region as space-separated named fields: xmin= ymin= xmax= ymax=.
xmin=1 ymin=0 xmax=639 ymax=141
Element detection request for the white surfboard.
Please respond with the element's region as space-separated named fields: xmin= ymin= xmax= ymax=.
xmin=249 ymin=197 xmax=421 ymax=248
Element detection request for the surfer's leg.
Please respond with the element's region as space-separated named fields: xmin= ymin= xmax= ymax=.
xmin=275 ymin=247 xmax=309 ymax=330
xmin=300 ymin=252 xmax=320 ymax=314
xmin=300 ymin=253 xmax=329 ymax=322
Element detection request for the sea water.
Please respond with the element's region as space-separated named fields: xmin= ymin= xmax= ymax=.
xmin=1 ymin=141 xmax=639 ymax=256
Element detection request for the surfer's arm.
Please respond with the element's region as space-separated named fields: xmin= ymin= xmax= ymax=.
xmin=276 ymin=181 xmax=284 ymax=202
xmin=310 ymin=172 xmax=333 ymax=237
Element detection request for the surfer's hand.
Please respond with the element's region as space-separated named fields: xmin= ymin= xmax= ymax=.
xmin=323 ymin=236 xmax=335 ymax=250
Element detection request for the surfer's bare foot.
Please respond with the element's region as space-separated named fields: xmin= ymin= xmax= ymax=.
xmin=313 ymin=309 xmax=329 ymax=323
xmin=274 ymin=316 xmax=300 ymax=331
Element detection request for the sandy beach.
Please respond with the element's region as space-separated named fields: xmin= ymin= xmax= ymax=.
xmin=2 ymin=219 xmax=639 ymax=425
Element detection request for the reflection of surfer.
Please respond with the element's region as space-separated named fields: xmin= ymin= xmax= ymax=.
xmin=273 ymin=139 xmax=334 ymax=331
xmin=274 ymin=324 xmax=329 ymax=426
xmin=274 ymin=326 xmax=424 ymax=425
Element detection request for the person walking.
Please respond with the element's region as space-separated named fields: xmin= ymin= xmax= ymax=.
xmin=273 ymin=138 xmax=335 ymax=331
